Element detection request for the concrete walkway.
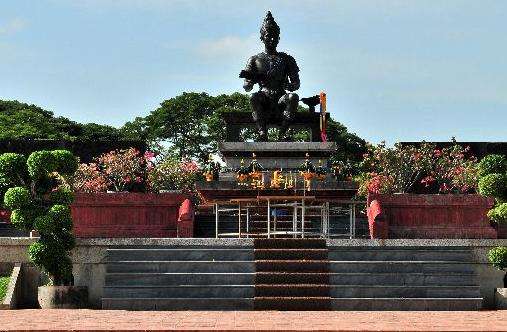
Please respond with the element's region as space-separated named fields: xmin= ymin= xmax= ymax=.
xmin=0 ymin=310 xmax=506 ymax=331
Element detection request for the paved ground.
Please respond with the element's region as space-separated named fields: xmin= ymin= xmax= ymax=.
xmin=0 ymin=310 xmax=507 ymax=331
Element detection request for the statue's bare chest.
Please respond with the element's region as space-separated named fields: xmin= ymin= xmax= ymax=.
xmin=254 ymin=54 xmax=286 ymax=80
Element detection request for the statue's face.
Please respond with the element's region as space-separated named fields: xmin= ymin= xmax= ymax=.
xmin=262 ymin=30 xmax=279 ymax=50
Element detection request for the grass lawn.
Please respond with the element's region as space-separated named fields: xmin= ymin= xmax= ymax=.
xmin=0 ymin=276 xmax=10 ymax=302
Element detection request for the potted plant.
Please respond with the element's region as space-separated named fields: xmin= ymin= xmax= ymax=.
xmin=488 ymin=246 xmax=507 ymax=308
xmin=477 ymin=154 xmax=507 ymax=238
xmin=1 ymin=150 xmax=88 ymax=309
xmin=358 ymin=141 xmax=496 ymax=239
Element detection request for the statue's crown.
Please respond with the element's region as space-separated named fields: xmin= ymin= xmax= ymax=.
xmin=260 ymin=11 xmax=280 ymax=36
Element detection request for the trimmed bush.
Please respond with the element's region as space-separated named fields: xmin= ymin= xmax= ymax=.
xmin=52 ymin=150 xmax=78 ymax=176
xmin=27 ymin=150 xmax=57 ymax=178
xmin=48 ymin=187 xmax=74 ymax=205
xmin=10 ymin=208 xmax=39 ymax=231
xmin=478 ymin=154 xmax=507 ymax=177
xmin=487 ymin=203 xmax=507 ymax=224
xmin=488 ymin=246 xmax=507 ymax=271
xmin=4 ymin=187 xmax=31 ymax=210
xmin=3 ymin=149 xmax=77 ymax=286
xmin=47 ymin=205 xmax=72 ymax=230
xmin=478 ymin=173 xmax=507 ymax=200
xmin=34 ymin=215 xmax=57 ymax=235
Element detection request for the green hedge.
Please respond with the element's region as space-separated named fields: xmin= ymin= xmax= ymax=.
xmin=0 ymin=276 xmax=9 ymax=302
xmin=488 ymin=247 xmax=507 ymax=271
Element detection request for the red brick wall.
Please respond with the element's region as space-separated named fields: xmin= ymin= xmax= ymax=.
xmin=367 ymin=194 xmax=497 ymax=239
xmin=72 ymin=192 xmax=193 ymax=238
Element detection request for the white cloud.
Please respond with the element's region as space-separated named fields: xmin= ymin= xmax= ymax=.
xmin=197 ymin=34 xmax=259 ymax=58
xmin=0 ymin=18 xmax=27 ymax=35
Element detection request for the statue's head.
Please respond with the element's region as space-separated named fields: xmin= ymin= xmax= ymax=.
xmin=260 ymin=11 xmax=280 ymax=51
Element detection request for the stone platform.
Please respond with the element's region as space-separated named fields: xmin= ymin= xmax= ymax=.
xmin=218 ymin=142 xmax=337 ymax=170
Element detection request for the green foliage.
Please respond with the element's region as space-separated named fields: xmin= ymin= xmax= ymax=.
xmin=51 ymin=150 xmax=78 ymax=176
xmin=2 ymin=149 xmax=77 ymax=286
xmin=10 ymin=208 xmax=39 ymax=231
xmin=121 ymin=92 xmax=367 ymax=166
xmin=0 ymin=153 xmax=27 ymax=183
xmin=47 ymin=205 xmax=72 ymax=230
xmin=27 ymin=151 xmax=57 ymax=178
xmin=0 ymin=276 xmax=9 ymax=302
xmin=488 ymin=246 xmax=507 ymax=271
xmin=28 ymin=242 xmax=72 ymax=284
xmin=478 ymin=154 xmax=507 ymax=177
xmin=48 ymin=187 xmax=74 ymax=205
xmin=4 ymin=187 xmax=31 ymax=210
xmin=34 ymin=215 xmax=57 ymax=235
xmin=478 ymin=173 xmax=507 ymax=201
xmin=487 ymin=203 xmax=507 ymax=224
xmin=0 ymin=100 xmax=129 ymax=142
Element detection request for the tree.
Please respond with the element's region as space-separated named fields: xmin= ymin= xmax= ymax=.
xmin=0 ymin=100 xmax=128 ymax=142
xmin=121 ymin=92 xmax=368 ymax=166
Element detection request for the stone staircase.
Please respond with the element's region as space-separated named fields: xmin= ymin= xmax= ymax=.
xmin=101 ymin=245 xmax=255 ymax=310
xmin=327 ymin=246 xmax=483 ymax=310
xmin=101 ymin=242 xmax=483 ymax=311
xmin=254 ymin=238 xmax=331 ymax=310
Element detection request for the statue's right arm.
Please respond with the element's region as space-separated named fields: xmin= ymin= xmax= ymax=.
xmin=243 ymin=56 xmax=256 ymax=92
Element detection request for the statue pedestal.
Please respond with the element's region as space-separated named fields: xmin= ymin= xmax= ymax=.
xmin=218 ymin=142 xmax=337 ymax=170
xmin=196 ymin=141 xmax=357 ymax=203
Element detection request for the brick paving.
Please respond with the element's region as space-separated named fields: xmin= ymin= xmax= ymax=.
xmin=1 ymin=310 xmax=507 ymax=331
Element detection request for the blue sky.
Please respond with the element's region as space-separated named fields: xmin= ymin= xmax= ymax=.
xmin=0 ymin=0 xmax=506 ymax=144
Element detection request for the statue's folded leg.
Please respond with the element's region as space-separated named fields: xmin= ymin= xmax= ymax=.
xmin=251 ymin=92 xmax=268 ymax=141
xmin=278 ymin=93 xmax=299 ymax=141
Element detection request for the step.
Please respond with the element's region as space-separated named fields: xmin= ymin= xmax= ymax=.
xmin=105 ymin=272 xmax=255 ymax=286
xmin=329 ymin=272 xmax=478 ymax=286
xmin=256 ymin=260 xmax=329 ymax=272
xmin=329 ymin=261 xmax=475 ymax=274
xmin=106 ymin=261 xmax=255 ymax=273
xmin=102 ymin=298 xmax=254 ymax=310
xmin=255 ymin=284 xmax=330 ymax=297
xmin=255 ymin=272 xmax=329 ymax=285
xmin=106 ymin=248 xmax=254 ymax=262
xmin=329 ymin=285 xmax=480 ymax=298
xmin=254 ymin=297 xmax=331 ymax=310
xmin=330 ymin=298 xmax=482 ymax=311
xmin=103 ymin=285 xmax=254 ymax=298
xmin=328 ymin=248 xmax=472 ymax=261
xmin=254 ymin=249 xmax=328 ymax=260
xmin=254 ymin=239 xmax=326 ymax=249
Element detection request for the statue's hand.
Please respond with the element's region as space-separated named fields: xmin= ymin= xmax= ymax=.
xmin=243 ymin=81 xmax=254 ymax=92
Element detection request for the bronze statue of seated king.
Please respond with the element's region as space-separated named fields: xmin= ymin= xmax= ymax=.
xmin=239 ymin=11 xmax=301 ymax=142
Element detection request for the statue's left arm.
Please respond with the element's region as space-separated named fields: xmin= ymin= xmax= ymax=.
xmin=285 ymin=54 xmax=300 ymax=92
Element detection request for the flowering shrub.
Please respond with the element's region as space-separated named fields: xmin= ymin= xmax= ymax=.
xmin=72 ymin=163 xmax=108 ymax=193
xmin=426 ymin=145 xmax=478 ymax=194
xmin=73 ymin=148 xmax=204 ymax=199
xmin=359 ymin=142 xmax=434 ymax=194
xmin=147 ymin=156 xmax=203 ymax=197
xmin=72 ymin=148 xmax=153 ymax=193
xmin=96 ymin=148 xmax=148 ymax=192
xmin=358 ymin=141 xmax=478 ymax=196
